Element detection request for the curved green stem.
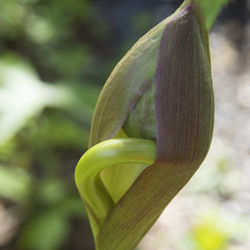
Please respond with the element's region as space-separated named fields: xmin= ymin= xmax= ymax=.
xmin=75 ymin=138 xmax=156 ymax=241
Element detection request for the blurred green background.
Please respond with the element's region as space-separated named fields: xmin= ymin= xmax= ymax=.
xmin=0 ymin=0 xmax=250 ymax=249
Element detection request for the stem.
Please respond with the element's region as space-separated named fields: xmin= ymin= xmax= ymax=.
xmin=75 ymin=138 xmax=156 ymax=241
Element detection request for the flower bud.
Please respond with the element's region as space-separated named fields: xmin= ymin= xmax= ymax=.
xmin=86 ymin=1 xmax=214 ymax=249
xmin=89 ymin=0 xmax=213 ymax=202
xmin=123 ymin=0 xmax=214 ymax=165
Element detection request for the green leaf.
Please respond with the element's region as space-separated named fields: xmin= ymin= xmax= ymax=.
xmin=0 ymin=55 xmax=99 ymax=146
xmin=0 ymin=165 xmax=31 ymax=202
xmin=18 ymin=211 xmax=70 ymax=250
xmin=0 ymin=58 xmax=69 ymax=145
xmin=194 ymin=0 xmax=231 ymax=29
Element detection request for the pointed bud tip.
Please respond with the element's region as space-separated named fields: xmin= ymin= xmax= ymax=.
xmin=176 ymin=0 xmax=202 ymax=20
xmin=191 ymin=0 xmax=206 ymax=22
xmin=181 ymin=0 xmax=207 ymax=33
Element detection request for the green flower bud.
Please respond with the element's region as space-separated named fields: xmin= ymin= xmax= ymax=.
xmin=76 ymin=1 xmax=214 ymax=249
xmin=123 ymin=0 xmax=213 ymax=163
xmin=89 ymin=0 xmax=213 ymax=204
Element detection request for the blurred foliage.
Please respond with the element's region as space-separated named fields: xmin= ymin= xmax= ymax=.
xmin=0 ymin=165 xmax=31 ymax=203
xmin=0 ymin=0 xmax=247 ymax=249
xmin=0 ymin=54 xmax=99 ymax=145
xmin=191 ymin=215 xmax=229 ymax=250
xmin=189 ymin=208 xmax=250 ymax=250
xmin=0 ymin=0 xmax=109 ymax=248
xmin=0 ymin=54 xmax=96 ymax=248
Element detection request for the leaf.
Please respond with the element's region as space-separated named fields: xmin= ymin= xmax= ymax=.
xmin=0 ymin=56 xmax=99 ymax=146
xmin=18 ymin=211 xmax=70 ymax=250
xmin=194 ymin=0 xmax=231 ymax=29
xmin=0 ymin=165 xmax=31 ymax=202
xmin=88 ymin=15 xmax=172 ymax=147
